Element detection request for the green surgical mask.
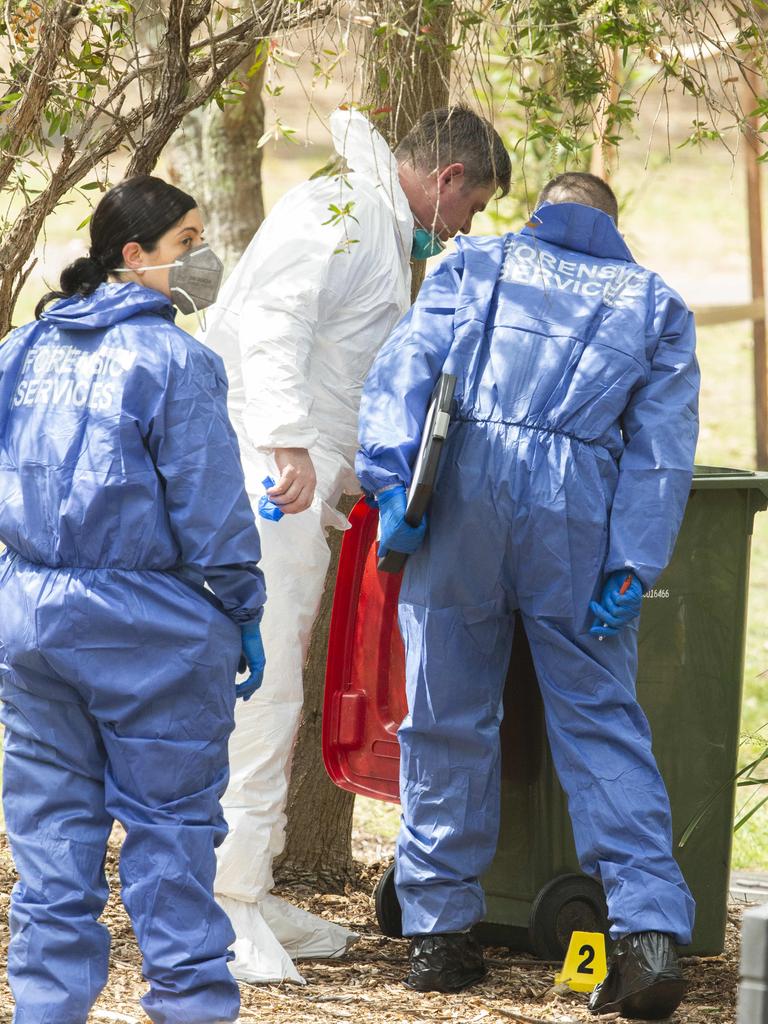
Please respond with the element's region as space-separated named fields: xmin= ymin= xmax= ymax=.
xmin=411 ymin=227 xmax=445 ymax=260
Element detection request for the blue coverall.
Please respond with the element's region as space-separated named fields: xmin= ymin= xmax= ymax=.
xmin=0 ymin=283 xmax=265 ymax=1024
xmin=357 ymin=203 xmax=699 ymax=945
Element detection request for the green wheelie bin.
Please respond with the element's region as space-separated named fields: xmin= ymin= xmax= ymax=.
xmin=323 ymin=466 xmax=768 ymax=958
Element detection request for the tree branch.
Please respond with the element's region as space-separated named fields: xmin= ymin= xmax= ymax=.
xmin=0 ymin=0 xmax=81 ymax=188
xmin=128 ymin=0 xmax=332 ymax=175
xmin=0 ymin=136 xmax=77 ymax=327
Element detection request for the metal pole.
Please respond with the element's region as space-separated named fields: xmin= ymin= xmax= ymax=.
xmin=745 ymin=66 xmax=768 ymax=469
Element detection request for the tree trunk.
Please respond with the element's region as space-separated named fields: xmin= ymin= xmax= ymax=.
xmin=274 ymin=495 xmax=358 ymax=892
xmin=365 ymin=0 xmax=453 ymax=151
xmin=365 ymin=0 xmax=454 ymax=298
xmin=168 ymin=60 xmax=266 ymax=270
xmin=277 ymin=4 xmax=454 ymax=892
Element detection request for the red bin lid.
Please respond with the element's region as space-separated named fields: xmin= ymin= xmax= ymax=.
xmin=322 ymin=498 xmax=404 ymax=803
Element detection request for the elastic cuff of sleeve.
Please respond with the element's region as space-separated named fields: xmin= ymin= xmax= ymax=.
xmin=358 ymin=473 xmax=407 ymax=494
xmin=631 ymin=571 xmax=646 ymax=592
xmin=230 ymin=607 xmax=264 ymax=627
xmin=253 ymin=428 xmax=320 ymax=453
xmin=606 ymin=565 xmax=647 ymax=593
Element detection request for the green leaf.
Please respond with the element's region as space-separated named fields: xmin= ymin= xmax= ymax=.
xmin=735 ymin=794 xmax=768 ymax=832
xmin=0 ymin=91 xmax=22 ymax=113
xmin=679 ymin=758 xmax=758 ymax=847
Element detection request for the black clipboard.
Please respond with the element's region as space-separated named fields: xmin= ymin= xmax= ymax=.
xmin=377 ymin=372 xmax=456 ymax=573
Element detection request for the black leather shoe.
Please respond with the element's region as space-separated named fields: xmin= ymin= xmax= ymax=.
xmin=404 ymin=931 xmax=486 ymax=993
xmin=589 ymin=931 xmax=687 ymax=1019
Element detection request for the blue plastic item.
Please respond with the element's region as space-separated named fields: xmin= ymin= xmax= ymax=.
xmin=258 ymin=475 xmax=285 ymax=521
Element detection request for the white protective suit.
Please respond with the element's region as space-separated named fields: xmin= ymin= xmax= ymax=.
xmin=201 ymin=109 xmax=413 ymax=983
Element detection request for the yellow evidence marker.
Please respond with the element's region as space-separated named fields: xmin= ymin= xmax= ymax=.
xmin=554 ymin=930 xmax=608 ymax=993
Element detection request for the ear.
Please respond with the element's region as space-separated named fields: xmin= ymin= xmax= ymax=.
xmin=437 ymin=162 xmax=466 ymax=193
xmin=121 ymin=240 xmax=145 ymax=271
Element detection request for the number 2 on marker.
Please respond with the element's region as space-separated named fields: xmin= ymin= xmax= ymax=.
xmin=577 ymin=944 xmax=595 ymax=974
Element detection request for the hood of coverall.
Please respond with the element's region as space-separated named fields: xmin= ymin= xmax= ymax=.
xmin=40 ymin=282 xmax=174 ymax=330
xmin=522 ymin=201 xmax=634 ymax=262
xmin=330 ymin=108 xmax=414 ymax=257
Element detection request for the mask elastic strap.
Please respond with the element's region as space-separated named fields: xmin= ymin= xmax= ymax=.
xmin=172 ymin=285 xmax=207 ymax=333
xmin=113 ymin=259 xmax=184 ymax=274
xmin=113 ymin=245 xmax=211 ymax=275
xmin=415 ymin=206 xmax=448 ymax=241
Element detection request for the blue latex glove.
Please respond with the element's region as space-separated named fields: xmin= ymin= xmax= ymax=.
xmin=377 ymin=484 xmax=427 ymax=556
xmin=258 ymin=476 xmax=284 ymax=522
xmin=589 ymin=571 xmax=644 ymax=638
xmin=236 ymin=621 xmax=266 ymax=701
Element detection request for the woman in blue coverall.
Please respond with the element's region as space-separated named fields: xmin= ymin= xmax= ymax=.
xmin=0 ymin=175 xmax=266 ymax=1024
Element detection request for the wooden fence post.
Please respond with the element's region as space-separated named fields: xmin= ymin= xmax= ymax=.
xmin=745 ymin=66 xmax=768 ymax=469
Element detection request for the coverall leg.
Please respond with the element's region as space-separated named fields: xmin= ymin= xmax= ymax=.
xmin=395 ymin=427 xmax=517 ymax=935
xmin=512 ymin=429 xmax=694 ymax=942
xmin=394 ymin=424 xmax=694 ymax=944
xmin=218 ymin=448 xmax=351 ymax=900
xmin=519 ymin=618 xmax=695 ymax=941
xmin=217 ymin=447 xmax=357 ymax=978
xmin=0 ymin=557 xmax=241 ymax=1024
xmin=2 ymin=671 xmax=113 ymax=1024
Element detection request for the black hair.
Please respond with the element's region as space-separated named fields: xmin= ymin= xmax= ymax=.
xmin=35 ymin=174 xmax=197 ymax=318
xmin=537 ymin=172 xmax=619 ymax=223
xmin=395 ymin=106 xmax=512 ymax=198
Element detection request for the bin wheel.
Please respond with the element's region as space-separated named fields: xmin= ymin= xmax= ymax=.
xmin=528 ymin=873 xmax=609 ymax=961
xmin=374 ymin=861 xmax=403 ymax=938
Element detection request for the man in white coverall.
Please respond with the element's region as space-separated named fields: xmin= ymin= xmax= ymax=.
xmin=202 ymin=105 xmax=511 ymax=983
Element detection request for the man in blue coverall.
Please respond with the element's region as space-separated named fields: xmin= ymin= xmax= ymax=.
xmin=356 ymin=172 xmax=699 ymax=1019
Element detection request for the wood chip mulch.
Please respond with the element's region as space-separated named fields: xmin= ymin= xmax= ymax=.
xmin=0 ymin=829 xmax=742 ymax=1023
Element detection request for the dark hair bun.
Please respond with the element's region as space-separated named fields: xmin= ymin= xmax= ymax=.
xmin=34 ymin=255 xmax=108 ymax=319
xmin=60 ymin=255 xmax=108 ymax=297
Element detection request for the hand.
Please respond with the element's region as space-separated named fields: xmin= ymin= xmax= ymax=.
xmin=377 ymin=484 xmax=427 ymax=556
xmin=268 ymin=448 xmax=316 ymax=515
xmin=236 ymin=621 xmax=265 ymax=701
xmin=589 ymin=571 xmax=644 ymax=638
